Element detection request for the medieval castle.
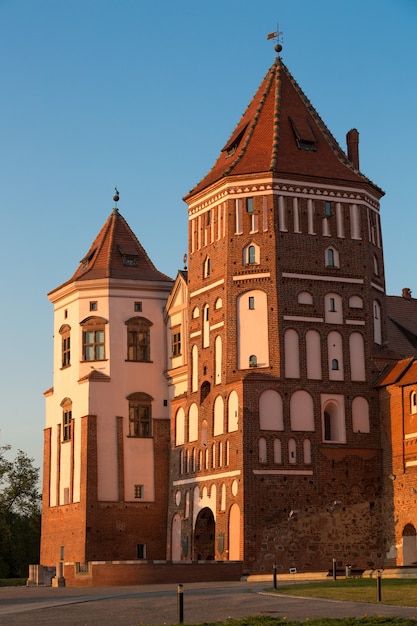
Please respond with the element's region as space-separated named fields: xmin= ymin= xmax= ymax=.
xmin=38 ymin=48 xmax=417 ymax=585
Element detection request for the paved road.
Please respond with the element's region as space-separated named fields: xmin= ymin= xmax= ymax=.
xmin=0 ymin=581 xmax=416 ymax=625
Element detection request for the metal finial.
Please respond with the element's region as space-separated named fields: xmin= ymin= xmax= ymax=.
xmin=113 ymin=186 xmax=119 ymax=209
xmin=183 ymin=253 xmax=188 ymax=270
xmin=267 ymin=25 xmax=283 ymax=55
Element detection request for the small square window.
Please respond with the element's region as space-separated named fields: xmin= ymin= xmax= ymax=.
xmin=134 ymin=484 xmax=144 ymax=499
xmin=134 ymin=302 xmax=142 ymax=312
xmin=90 ymin=301 xmax=98 ymax=311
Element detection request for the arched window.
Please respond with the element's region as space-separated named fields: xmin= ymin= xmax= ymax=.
xmin=127 ymin=392 xmax=152 ymax=438
xmin=243 ymin=242 xmax=260 ymax=266
xmin=175 ymin=408 xmax=185 ymax=445
xmin=60 ymin=397 xmax=72 ymax=442
xmin=81 ymin=316 xmax=107 ymax=361
xmin=249 ymin=355 xmax=257 ymax=367
xmin=284 ymin=329 xmax=300 ymax=378
xmin=323 ymin=399 xmax=346 ymax=443
xmin=200 ymin=381 xmax=211 ymax=404
xmin=411 ymin=392 xmax=417 ymax=415
xmin=203 ymin=256 xmax=210 ymax=278
xmin=215 ymin=336 xmax=222 ymax=384
xmin=288 ymin=438 xmax=297 ymax=464
xmin=188 ymin=403 xmax=198 ymax=442
xmin=126 ymin=317 xmax=152 ymax=362
xmin=59 ymin=324 xmax=71 ymax=368
xmin=325 ymin=247 xmax=339 ymax=268
xmin=228 ymin=391 xmax=239 ymax=432
xmin=192 ymin=345 xmax=198 ymax=392
xmin=259 ymin=437 xmax=267 ymax=463
xmin=274 ymin=439 xmax=282 ymax=464
xmin=303 ymin=439 xmax=311 ymax=464
xmin=259 ymin=390 xmax=283 ymax=430
xmin=290 ymin=390 xmax=315 ymax=431
xmin=327 ymin=331 xmax=344 ymax=380
xmin=213 ymin=395 xmax=224 ymax=436
xmin=373 ymin=300 xmax=382 ymax=345
xmin=352 ymin=396 xmax=370 ymax=433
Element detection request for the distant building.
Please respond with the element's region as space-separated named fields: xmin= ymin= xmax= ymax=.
xmin=40 ymin=49 xmax=417 ymax=578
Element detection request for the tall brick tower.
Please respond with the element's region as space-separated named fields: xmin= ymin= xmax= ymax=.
xmin=166 ymin=46 xmax=386 ymax=574
xmin=41 ymin=195 xmax=173 ymax=567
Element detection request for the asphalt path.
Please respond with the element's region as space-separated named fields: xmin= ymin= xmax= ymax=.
xmin=0 ymin=581 xmax=416 ymax=625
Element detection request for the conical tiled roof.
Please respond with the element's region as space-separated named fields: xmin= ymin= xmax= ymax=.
xmin=185 ymin=55 xmax=383 ymax=199
xmin=49 ymin=208 xmax=172 ymax=295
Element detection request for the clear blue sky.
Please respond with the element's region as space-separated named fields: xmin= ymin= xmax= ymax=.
xmin=0 ymin=0 xmax=416 ymax=470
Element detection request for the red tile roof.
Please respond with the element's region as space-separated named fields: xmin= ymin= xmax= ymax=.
xmin=49 ymin=209 xmax=172 ymax=295
xmin=375 ymin=357 xmax=414 ymax=387
xmin=185 ymin=56 xmax=384 ymax=199
xmin=386 ymin=295 xmax=417 ymax=358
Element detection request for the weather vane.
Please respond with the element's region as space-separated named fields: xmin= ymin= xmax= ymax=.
xmin=267 ymin=25 xmax=283 ymax=54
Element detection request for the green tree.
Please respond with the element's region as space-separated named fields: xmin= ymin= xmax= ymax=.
xmin=0 ymin=445 xmax=41 ymax=578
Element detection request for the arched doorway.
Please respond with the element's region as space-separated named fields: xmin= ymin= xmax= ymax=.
xmin=402 ymin=523 xmax=417 ymax=565
xmin=193 ymin=507 xmax=215 ymax=560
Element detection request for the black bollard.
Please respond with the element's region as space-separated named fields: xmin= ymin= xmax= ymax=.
xmin=273 ymin=564 xmax=277 ymax=589
xmin=376 ymin=571 xmax=382 ymax=602
xmin=177 ymin=584 xmax=184 ymax=623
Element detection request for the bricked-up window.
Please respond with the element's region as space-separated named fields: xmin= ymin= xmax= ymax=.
xmin=172 ymin=326 xmax=181 ymax=357
xmin=61 ymin=398 xmax=72 ymax=442
xmin=81 ymin=316 xmax=107 ymax=361
xmin=128 ymin=392 xmax=152 ymax=437
xmin=134 ymin=484 xmax=144 ymax=498
xmin=126 ymin=317 xmax=152 ymax=361
xmin=60 ymin=324 xmax=71 ymax=367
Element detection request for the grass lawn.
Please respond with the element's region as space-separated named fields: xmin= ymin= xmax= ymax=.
xmin=268 ymin=577 xmax=417 ymax=607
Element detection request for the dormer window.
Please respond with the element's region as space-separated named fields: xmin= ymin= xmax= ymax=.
xmin=80 ymin=248 xmax=96 ymax=271
xmin=118 ymin=245 xmax=139 ymax=267
xmin=222 ymin=123 xmax=248 ymax=158
xmin=289 ymin=116 xmax=317 ymax=152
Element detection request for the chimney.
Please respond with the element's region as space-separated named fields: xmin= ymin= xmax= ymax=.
xmin=346 ymin=128 xmax=360 ymax=170
xmin=402 ymin=288 xmax=412 ymax=300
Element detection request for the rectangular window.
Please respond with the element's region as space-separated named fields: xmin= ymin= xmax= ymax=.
xmin=129 ymin=405 xmax=151 ymax=437
xmin=62 ymin=335 xmax=71 ymax=367
xmin=84 ymin=329 xmax=105 ymax=361
xmin=249 ymin=296 xmax=255 ymax=310
xmin=134 ymin=301 xmax=142 ymax=312
xmin=325 ymin=201 xmax=332 ymax=217
xmin=89 ymin=301 xmax=98 ymax=311
xmin=128 ymin=329 xmax=150 ymax=361
xmin=137 ymin=544 xmax=146 ymax=559
xmin=172 ymin=328 xmax=181 ymax=356
xmin=246 ymin=197 xmax=254 ymax=213
xmin=329 ymin=298 xmax=336 ymax=312
xmin=63 ymin=410 xmax=72 ymax=442
xmin=134 ymin=484 xmax=144 ymax=499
